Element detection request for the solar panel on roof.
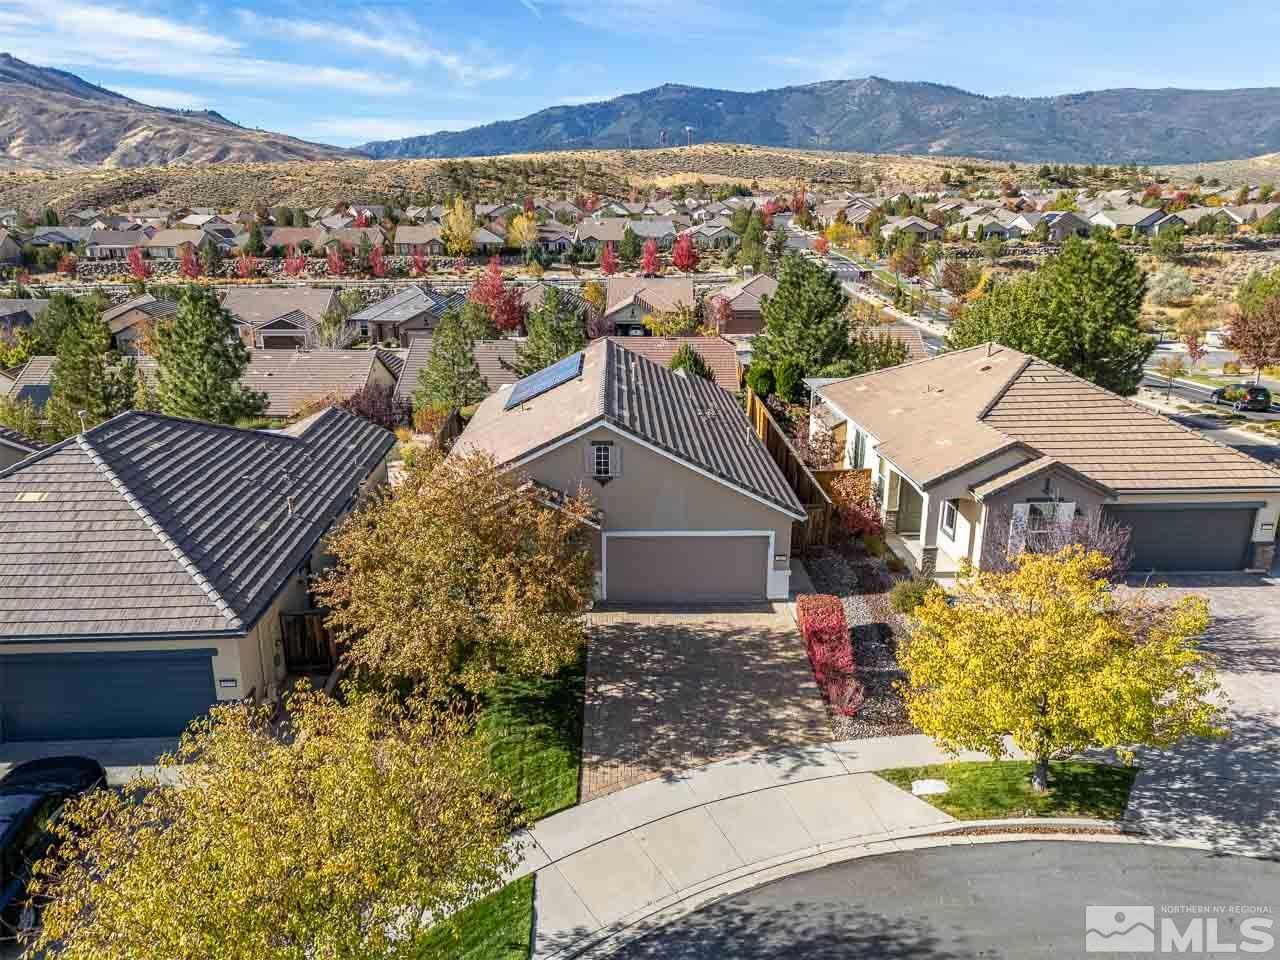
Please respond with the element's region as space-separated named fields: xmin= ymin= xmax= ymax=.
xmin=504 ymin=352 xmax=583 ymax=410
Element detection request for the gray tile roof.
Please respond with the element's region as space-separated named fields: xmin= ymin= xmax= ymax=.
xmin=0 ymin=408 xmax=394 ymax=641
xmin=0 ymin=424 xmax=42 ymax=454
xmin=395 ymin=337 xmax=522 ymax=402
xmin=7 ymin=356 xmax=53 ymax=408
xmin=458 ymin=339 xmax=805 ymax=518
xmin=102 ymin=294 xmax=178 ymax=334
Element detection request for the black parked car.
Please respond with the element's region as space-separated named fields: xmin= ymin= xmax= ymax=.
xmin=1210 ymin=383 xmax=1272 ymax=412
xmin=0 ymin=757 xmax=105 ymax=938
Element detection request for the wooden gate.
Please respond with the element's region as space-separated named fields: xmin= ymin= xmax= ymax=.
xmin=280 ymin=610 xmax=337 ymax=673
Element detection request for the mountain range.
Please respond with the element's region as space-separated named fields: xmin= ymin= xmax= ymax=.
xmin=0 ymin=54 xmax=350 ymax=169
xmin=359 ymin=78 xmax=1280 ymax=165
xmin=2 ymin=53 xmax=1280 ymax=169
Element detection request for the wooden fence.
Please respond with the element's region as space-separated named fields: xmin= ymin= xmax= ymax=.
xmin=280 ymin=610 xmax=337 ymax=674
xmin=744 ymin=388 xmax=849 ymax=554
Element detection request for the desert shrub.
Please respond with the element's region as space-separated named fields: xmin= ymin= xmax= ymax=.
xmin=863 ymin=533 xmax=886 ymax=557
xmin=1223 ymin=360 xmax=1241 ymax=375
xmin=796 ymin=594 xmax=862 ymax=716
xmin=890 ymin=576 xmax=936 ymax=614
xmin=745 ymin=363 xmax=774 ymax=397
xmin=412 ymin=402 xmax=450 ymax=435
xmin=336 ymin=383 xmax=411 ymax=430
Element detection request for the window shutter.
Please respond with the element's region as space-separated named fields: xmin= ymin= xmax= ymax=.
xmin=584 ymin=443 xmax=595 ymax=473
xmin=610 ymin=443 xmax=622 ymax=477
xmin=1007 ymin=503 xmax=1031 ymax=556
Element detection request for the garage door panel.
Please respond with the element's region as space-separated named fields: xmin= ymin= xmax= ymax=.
xmin=1 ymin=649 xmax=217 ymax=742
xmin=608 ymin=535 xmax=769 ymax=604
xmin=1106 ymin=506 xmax=1254 ymax=572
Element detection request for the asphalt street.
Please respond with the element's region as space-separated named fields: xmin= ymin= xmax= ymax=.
xmin=617 ymin=841 xmax=1280 ymax=959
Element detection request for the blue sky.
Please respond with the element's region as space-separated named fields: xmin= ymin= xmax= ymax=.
xmin=2 ymin=0 xmax=1279 ymax=147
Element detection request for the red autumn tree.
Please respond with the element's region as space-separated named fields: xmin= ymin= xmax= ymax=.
xmin=790 ymin=186 xmax=805 ymax=214
xmin=368 ymin=244 xmax=386 ymax=278
xmin=523 ymin=196 xmax=535 ymax=215
xmin=469 ymin=255 xmax=527 ymax=333
xmin=354 ymin=210 xmax=371 ymax=228
xmin=56 ymin=252 xmax=77 ymax=276
xmin=762 ymin=200 xmax=781 ymax=229
xmin=641 ymin=237 xmax=659 ymax=275
xmin=179 ymin=248 xmax=201 ymax=279
xmin=600 ymin=241 xmax=618 ymax=275
xmin=236 ymin=253 xmax=257 ymax=279
xmin=410 ymin=245 xmax=429 ymax=276
xmin=283 ymin=245 xmax=307 ymax=277
xmin=672 ymin=232 xmax=699 ymax=272
xmin=327 ymin=245 xmax=347 ymax=276
xmin=813 ymin=235 xmax=830 ymax=254
xmin=128 ymin=247 xmax=151 ymax=281
xmin=1227 ymin=296 xmax=1280 ymax=382
xmin=708 ymin=295 xmax=732 ymax=333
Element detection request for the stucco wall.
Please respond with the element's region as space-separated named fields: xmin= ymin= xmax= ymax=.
xmin=523 ymin=425 xmax=794 ymax=569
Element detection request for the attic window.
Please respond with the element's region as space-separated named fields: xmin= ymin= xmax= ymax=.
xmin=15 ymin=491 xmax=47 ymax=503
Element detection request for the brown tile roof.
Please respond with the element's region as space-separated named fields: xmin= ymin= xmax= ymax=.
xmin=607 ymin=336 xmax=740 ymax=393
xmin=878 ymin=321 xmax=929 ymax=362
xmin=817 ymin=344 xmax=1280 ymax=493
xmin=604 ymin=277 xmax=694 ymax=319
xmin=235 ymin=349 xmax=392 ymax=418
xmin=456 ymin=339 xmax=805 ymax=518
xmin=712 ymin=273 xmax=777 ymax=312
xmin=221 ymin=288 xmax=337 ymax=328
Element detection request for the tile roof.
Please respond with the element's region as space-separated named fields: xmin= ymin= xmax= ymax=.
xmin=0 ymin=424 xmax=42 ymax=454
xmin=713 ymin=274 xmax=778 ymax=312
xmin=395 ymin=337 xmax=522 ymax=402
xmin=607 ymin=336 xmax=741 ymax=393
xmin=604 ymin=277 xmax=694 ymax=319
xmin=350 ymin=285 xmax=437 ymax=325
xmin=102 ymin=294 xmax=178 ymax=334
xmin=0 ymin=408 xmax=394 ymax=641
xmin=7 ymin=356 xmax=54 ymax=408
xmin=878 ymin=321 xmax=929 ymax=362
xmin=221 ymin=288 xmax=337 ymax=328
xmin=457 ymin=339 xmax=805 ymax=518
xmin=235 ymin=349 xmax=395 ymax=418
xmin=817 ymin=344 xmax=1280 ymax=493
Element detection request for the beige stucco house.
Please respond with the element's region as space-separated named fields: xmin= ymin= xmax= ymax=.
xmin=812 ymin=345 xmax=1280 ymax=576
xmin=455 ymin=339 xmax=806 ymax=604
xmin=0 ymin=408 xmax=394 ymax=742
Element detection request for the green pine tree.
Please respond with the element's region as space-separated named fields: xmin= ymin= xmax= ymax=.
xmin=414 ymin=310 xmax=486 ymax=411
xmin=668 ymin=343 xmax=714 ymax=381
xmin=948 ymin=236 xmax=1152 ymax=395
xmin=45 ymin=301 xmax=135 ymax=439
xmin=509 ymin=287 xmax=585 ymax=377
xmin=153 ymin=286 xmax=265 ymax=423
xmin=619 ymin=225 xmax=641 ymax=263
xmin=200 ymin=242 xmax=222 ymax=276
xmin=245 ymin=222 xmax=265 ymax=256
xmin=751 ymin=253 xmax=851 ymax=378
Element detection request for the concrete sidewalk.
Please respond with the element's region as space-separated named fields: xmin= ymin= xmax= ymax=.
xmin=514 ymin=735 xmax=1015 ymax=959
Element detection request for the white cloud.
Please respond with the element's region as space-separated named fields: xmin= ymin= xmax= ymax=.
xmin=235 ymin=10 xmax=512 ymax=84
xmin=0 ymin=0 xmax=411 ymax=94
xmin=550 ymin=0 xmax=744 ymax=34
xmin=519 ymin=0 xmax=542 ymax=18
xmin=112 ymin=86 xmax=209 ymax=109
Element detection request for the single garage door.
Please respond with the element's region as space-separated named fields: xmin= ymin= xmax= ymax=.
xmin=607 ymin=535 xmax=769 ymax=604
xmin=0 ymin=649 xmax=217 ymax=742
xmin=1105 ymin=505 xmax=1256 ymax=572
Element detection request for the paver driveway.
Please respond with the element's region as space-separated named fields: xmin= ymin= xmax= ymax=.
xmin=581 ymin=605 xmax=829 ymax=801
xmin=1125 ymin=572 xmax=1280 ymax=855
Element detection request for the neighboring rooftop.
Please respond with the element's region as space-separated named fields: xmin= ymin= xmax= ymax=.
xmin=0 ymin=408 xmax=394 ymax=640
xmin=220 ymin=288 xmax=337 ymax=327
xmin=604 ymin=276 xmax=695 ymax=319
xmin=607 ymin=336 xmax=741 ymax=394
xmin=395 ymin=337 xmax=522 ymax=402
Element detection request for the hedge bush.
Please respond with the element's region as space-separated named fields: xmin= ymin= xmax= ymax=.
xmin=795 ymin=594 xmax=863 ymax=717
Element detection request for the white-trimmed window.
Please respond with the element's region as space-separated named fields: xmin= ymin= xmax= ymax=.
xmin=941 ymin=499 xmax=958 ymax=539
xmin=1008 ymin=500 xmax=1075 ymax=555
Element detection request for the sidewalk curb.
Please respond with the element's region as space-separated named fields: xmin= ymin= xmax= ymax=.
xmin=539 ymin=819 xmax=1189 ymax=960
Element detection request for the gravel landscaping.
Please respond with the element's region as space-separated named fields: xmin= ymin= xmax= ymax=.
xmin=803 ymin=545 xmax=917 ymax=739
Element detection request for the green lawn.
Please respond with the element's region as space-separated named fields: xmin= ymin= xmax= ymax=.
xmin=476 ymin=655 xmax=586 ymax=822
xmin=878 ymin=760 xmax=1136 ymax=821
xmin=415 ymin=875 xmax=534 ymax=960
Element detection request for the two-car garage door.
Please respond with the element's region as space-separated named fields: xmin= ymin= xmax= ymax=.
xmin=605 ymin=534 xmax=770 ymax=604
xmin=0 ymin=649 xmax=217 ymax=742
xmin=1105 ymin=505 xmax=1257 ymax=573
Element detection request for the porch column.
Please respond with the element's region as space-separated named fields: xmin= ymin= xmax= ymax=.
xmin=883 ymin=470 xmax=901 ymax=533
xmin=919 ymin=491 xmax=940 ymax=575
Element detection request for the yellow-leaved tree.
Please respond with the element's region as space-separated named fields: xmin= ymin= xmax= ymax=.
xmin=28 ymin=688 xmax=518 ymax=960
xmin=507 ymin=212 xmax=539 ymax=255
xmin=316 ymin=448 xmax=596 ymax=695
xmin=442 ymin=196 xmax=477 ymax=257
xmin=900 ymin=547 xmax=1226 ymax=792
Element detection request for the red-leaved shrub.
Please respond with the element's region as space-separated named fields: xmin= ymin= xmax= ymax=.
xmin=796 ymin=594 xmax=862 ymax=716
